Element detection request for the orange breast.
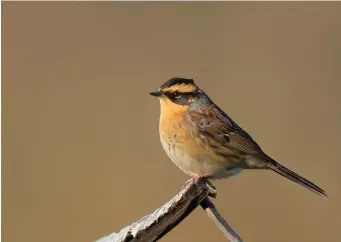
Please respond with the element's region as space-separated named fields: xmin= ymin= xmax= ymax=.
xmin=158 ymin=98 xmax=228 ymax=177
xmin=159 ymin=98 xmax=194 ymax=147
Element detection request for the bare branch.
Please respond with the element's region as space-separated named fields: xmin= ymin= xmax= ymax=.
xmin=95 ymin=179 xmax=243 ymax=242
xmin=201 ymin=198 xmax=244 ymax=242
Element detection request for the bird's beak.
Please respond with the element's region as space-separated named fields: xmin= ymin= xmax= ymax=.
xmin=149 ymin=91 xmax=164 ymax=97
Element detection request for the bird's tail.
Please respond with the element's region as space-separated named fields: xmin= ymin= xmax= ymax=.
xmin=268 ymin=160 xmax=327 ymax=197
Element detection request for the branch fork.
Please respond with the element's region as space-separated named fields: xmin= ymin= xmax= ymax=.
xmin=95 ymin=178 xmax=243 ymax=242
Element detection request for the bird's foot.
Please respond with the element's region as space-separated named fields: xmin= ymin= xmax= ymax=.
xmin=185 ymin=175 xmax=217 ymax=198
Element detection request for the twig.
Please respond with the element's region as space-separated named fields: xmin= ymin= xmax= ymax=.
xmin=95 ymin=178 xmax=243 ymax=242
xmin=201 ymin=198 xmax=244 ymax=242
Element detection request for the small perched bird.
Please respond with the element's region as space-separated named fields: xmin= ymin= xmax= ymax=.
xmin=150 ymin=77 xmax=326 ymax=197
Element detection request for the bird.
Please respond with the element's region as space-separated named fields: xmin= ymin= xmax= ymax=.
xmin=150 ymin=77 xmax=327 ymax=197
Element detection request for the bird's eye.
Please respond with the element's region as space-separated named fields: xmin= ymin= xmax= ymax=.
xmin=173 ymin=92 xmax=182 ymax=99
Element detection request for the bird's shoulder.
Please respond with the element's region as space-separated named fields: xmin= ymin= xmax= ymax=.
xmin=188 ymin=102 xmax=265 ymax=157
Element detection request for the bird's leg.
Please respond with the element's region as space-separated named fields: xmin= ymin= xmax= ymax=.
xmin=181 ymin=177 xmax=196 ymax=189
xmin=180 ymin=175 xmax=217 ymax=198
xmin=191 ymin=175 xmax=217 ymax=198
xmin=180 ymin=175 xmax=205 ymax=191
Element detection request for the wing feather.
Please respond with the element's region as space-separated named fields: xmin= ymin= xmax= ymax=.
xmin=188 ymin=104 xmax=265 ymax=159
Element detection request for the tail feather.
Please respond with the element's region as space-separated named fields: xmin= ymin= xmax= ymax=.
xmin=268 ymin=161 xmax=327 ymax=197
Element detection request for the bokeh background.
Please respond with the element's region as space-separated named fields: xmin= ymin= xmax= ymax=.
xmin=2 ymin=2 xmax=341 ymax=242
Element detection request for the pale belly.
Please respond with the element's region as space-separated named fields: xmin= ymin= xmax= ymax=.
xmin=160 ymin=136 xmax=242 ymax=179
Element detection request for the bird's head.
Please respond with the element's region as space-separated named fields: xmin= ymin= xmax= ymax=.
xmin=149 ymin=77 xmax=207 ymax=110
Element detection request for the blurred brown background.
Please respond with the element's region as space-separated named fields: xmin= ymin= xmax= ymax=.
xmin=2 ymin=2 xmax=341 ymax=242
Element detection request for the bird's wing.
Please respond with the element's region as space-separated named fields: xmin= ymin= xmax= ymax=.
xmin=188 ymin=105 xmax=266 ymax=159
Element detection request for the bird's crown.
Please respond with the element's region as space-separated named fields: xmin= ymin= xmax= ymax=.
xmin=160 ymin=77 xmax=199 ymax=94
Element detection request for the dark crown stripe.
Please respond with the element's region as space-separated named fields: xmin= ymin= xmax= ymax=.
xmin=160 ymin=77 xmax=194 ymax=89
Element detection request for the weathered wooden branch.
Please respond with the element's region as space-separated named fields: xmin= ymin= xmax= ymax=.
xmin=95 ymin=178 xmax=243 ymax=242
